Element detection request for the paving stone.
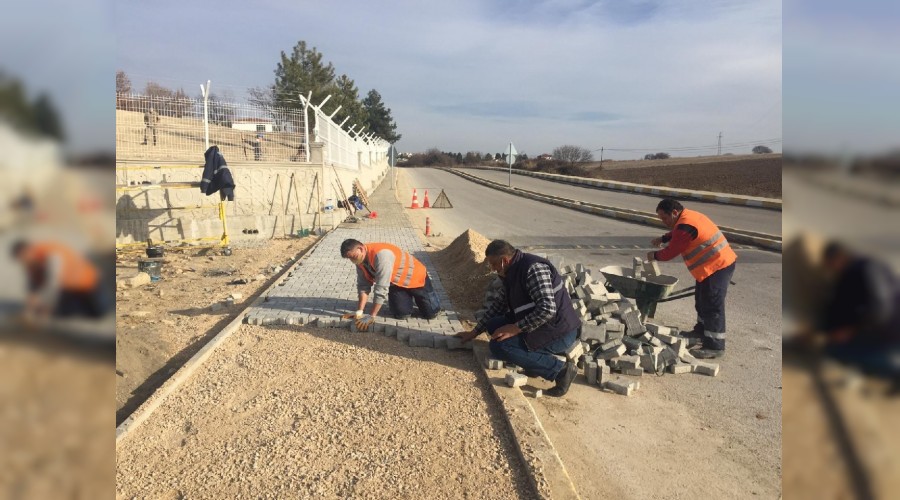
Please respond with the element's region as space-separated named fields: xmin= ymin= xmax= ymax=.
xmin=668 ymin=362 xmax=694 ymax=374
xmin=599 ymin=338 xmax=623 ymax=351
xmin=598 ymin=364 xmax=611 ymax=385
xmin=622 ymin=310 xmax=646 ymax=335
xmin=645 ymin=323 xmax=672 ymax=336
xmin=584 ymin=362 xmax=598 ymax=385
xmin=397 ymin=328 xmax=412 ymax=343
xmin=596 ymin=343 xmax=627 ymax=360
xmin=487 ymin=358 xmax=505 ymax=370
xmin=693 ymin=362 xmax=720 ymax=377
xmin=582 ymin=323 xmax=607 ymax=343
xmin=432 ymin=335 xmax=449 ymax=349
xmin=605 ymin=378 xmax=635 ymax=396
xmin=623 ymin=367 xmax=644 ymax=377
xmin=534 ymin=389 xmax=543 ymax=398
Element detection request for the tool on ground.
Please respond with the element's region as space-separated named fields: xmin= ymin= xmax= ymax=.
xmin=351 ymin=178 xmax=372 ymax=213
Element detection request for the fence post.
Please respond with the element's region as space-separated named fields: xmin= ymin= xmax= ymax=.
xmin=200 ymin=80 xmax=211 ymax=150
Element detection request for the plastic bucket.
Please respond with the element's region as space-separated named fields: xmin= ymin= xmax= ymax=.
xmin=138 ymin=259 xmax=163 ymax=281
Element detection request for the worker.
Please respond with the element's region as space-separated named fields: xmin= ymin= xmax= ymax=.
xmin=817 ymin=241 xmax=900 ymax=384
xmin=455 ymin=240 xmax=581 ymax=397
xmin=11 ymin=239 xmax=111 ymax=326
xmin=340 ymin=239 xmax=442 ymax=331
xmin=647 ymin=198 xmax=737 ymax=359
xmin=142 ymin=107 xmax=159 ymax=145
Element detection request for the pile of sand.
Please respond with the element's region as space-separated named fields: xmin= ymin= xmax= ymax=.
xmin=431 ymin=229 xmax=496 ymax=317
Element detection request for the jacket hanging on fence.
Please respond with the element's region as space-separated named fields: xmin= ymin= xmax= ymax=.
xmin=200 ymin=145 xmax=235 ymax=200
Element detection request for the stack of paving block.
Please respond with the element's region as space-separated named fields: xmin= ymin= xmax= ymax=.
xmin=623 ymin=256 xmax=662 ymax=282
xmin=474 ymin=277 xmax=505 ymax=323
xmin=305 ymin=312 xmax=476 ymax=352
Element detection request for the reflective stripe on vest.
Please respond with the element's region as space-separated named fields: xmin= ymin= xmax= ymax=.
xmin=363 ymin=243 xmax=427 ymax=289
xmin=676 ymin=209 xmax=737 ymax=282
xmin=512 ymin=282 xmax=565 ymax=314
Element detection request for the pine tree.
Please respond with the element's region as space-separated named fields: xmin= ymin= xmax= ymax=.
xmin=362 ymin=89 xmax=401 ymax=143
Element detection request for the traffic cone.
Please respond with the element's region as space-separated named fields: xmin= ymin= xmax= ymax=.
xmin=410 ymin=189 xmax=420 ymax=209
xmin=423 ymin=190 xmax=431 ymax=208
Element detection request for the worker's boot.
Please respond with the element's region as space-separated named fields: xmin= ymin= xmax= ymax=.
xmin=679 ymin=325 xmax=705 ymax=347
xmin=546 ymin=360 xmax=577 ymax=397
xmin=692 ymin=348 xmax=725 ymax=359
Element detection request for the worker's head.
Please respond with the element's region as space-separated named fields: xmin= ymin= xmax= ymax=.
xmin=10 ymin=240 xmax=28 ymax=260
xmin=340 ymin=239 xmax=366 ymax=265
xmin=655 ymin=199 xmax=684 ymax=229
xmin=823 ymin=240 xmax=853 ymax=274
xmin=485 ymin=240 xmax=516 ymax=277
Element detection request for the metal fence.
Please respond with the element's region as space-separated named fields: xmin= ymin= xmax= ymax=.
xmin=116 ymin=84 xmax=389 ymax=169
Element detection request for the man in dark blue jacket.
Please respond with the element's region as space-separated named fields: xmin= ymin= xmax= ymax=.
xmin=457 ymin=240 xmax=581 ymax=397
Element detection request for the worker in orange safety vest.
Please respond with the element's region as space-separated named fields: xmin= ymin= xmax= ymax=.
xmin=340 ymin=239 xmax=442 ymax=331
xmin=646 ymin=199 xmax=737 ymax=359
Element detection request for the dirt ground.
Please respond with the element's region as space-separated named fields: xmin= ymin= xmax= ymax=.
xmin=115 ymin=237 xmax=316 ymax=424
xmin=584 ymin=154 xmax=782 ymax=198
xmin=116 ymin=324 xmax=537 ymax=499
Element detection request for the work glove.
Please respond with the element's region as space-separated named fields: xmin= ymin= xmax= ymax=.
xmin=355 ymin=315 xmax=376 ymax=332
xmin=341 ymin=310 xmax=363 ymax=320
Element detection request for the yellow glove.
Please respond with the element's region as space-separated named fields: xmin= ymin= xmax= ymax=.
xmin=355 ymin=315 xmax=376 ymax=331
xmin=341 ymin=310 xmax=363 ymax=320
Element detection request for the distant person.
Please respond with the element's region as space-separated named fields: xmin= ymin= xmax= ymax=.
xmin=339 ymin=239 xmax=442 ymax=331
xmin=253 ymin=133 xmax=263 ymax=161
xmin=142 ymin=107 xmax=159 ymax=146
xmin=647 ymin=198 xmax=737 ymax=359
xmin=11 ymin=240 xmax=111 ymax=326
xmin=455 ymin=240 xmax=581 ymax=397
xmin=817 ymin=242 xmax=900 ymax=383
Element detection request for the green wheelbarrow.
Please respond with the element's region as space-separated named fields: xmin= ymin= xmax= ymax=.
xmin=599 ymin=265 xmax=698 ymax=321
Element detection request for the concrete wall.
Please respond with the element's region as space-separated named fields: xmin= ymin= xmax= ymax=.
xmin=116 ymin=143 xmax=390 ymax=246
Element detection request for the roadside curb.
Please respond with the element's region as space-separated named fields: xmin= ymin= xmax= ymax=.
xmin=461 ymin=166 xmax=782 ymax=211
xmin=473 ymin=344 xmax=582 ymax=500
xmin=444 ymin=168 xmax=782 ymax=252
xmin=115 ymin=233 xmax=332 ymax=446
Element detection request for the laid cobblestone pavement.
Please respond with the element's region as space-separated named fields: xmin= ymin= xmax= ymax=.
xmin=245 ymin=180 xmax=468 ymax=347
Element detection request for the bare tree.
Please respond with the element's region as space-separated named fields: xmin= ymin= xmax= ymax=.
xmin=552 ymin=145 xmax=593 ymax=165
xmin=752 ymin=145 xmax=773 ymax=154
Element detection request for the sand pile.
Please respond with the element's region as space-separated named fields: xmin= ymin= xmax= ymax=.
xmin=431 ymin=229 xmax=495 ymax=316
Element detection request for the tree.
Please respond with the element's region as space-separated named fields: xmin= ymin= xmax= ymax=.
xmin=483 ymin=153 xmax=494 ymax=162
xmin=207 ymin=90 xmax=236 ymax=127
xmin=644 ymin=152 xmax=670 ymax=160
xmin=494 ymin=152 xmax=502 ymax=161
xmin=32 ymin=93 xmax=64 ymax=141
xmin=273 ymin=41 xmax=336 ymax=136
xmin=552 ymin=145 xmax=594 ymax=165
xmin=330 ymin=74 xmax=367 ymax=134
xmin=362 ymin=89 xmax=401 ymax=143
xmin=752 ymin=145 xmax=773 ymax=154
xmin=116 ymin=70 xmax=133 ymax=110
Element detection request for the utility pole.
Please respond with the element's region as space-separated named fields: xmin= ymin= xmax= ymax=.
xmin=599 ymin=147 xmax=604 ymax=169
xmin=717 ymin=131 xmax=723 ymax=156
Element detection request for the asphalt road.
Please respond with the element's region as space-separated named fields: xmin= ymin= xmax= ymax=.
xmin=402 ymin=167 xmax=783 ymax=498
xmin=446 ymin=167 xmax=782 ymax=236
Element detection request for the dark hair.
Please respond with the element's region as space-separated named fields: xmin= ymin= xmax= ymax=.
xmin=823 ymin=240 xmax=851 ymax=262
xmin=10 ymin=240 xmax=27 ymax=258
xmin=340 ymin=239 xmax=364 ymax=257
xmin=485 ymin=240 xmax=516 ymax=258
xmin=656 ymin=198 xmax=684 ymax=214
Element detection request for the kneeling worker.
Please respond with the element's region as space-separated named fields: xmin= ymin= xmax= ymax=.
xmin=340 ymin=239 xmax=442 ymax=331
xmin=456 ymin=240 xmax=581 ymax=397
xmin=12 ymin=239 xmax=111 ymax=326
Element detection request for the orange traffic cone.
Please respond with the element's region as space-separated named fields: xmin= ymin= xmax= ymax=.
xmin=423 ymin=190 xmax=431 ymax=208
xmin=410 ymin=189 xmax=420 ymax=209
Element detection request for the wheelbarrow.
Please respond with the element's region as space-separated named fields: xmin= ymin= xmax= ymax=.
xmin=599 ymin=265 xmax=698 ymax=321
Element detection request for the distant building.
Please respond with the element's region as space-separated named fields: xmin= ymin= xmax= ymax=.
xmin=231 ymin=118 xmax=274 ymax=133
xmin=538 ymin=154 xmax=553 ymax=160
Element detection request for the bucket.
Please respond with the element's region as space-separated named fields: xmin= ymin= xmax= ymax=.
xmin=296 ymin=228 xmax=310 ymax=237
xmin=138 ymin=259 xmax=163 ymax=281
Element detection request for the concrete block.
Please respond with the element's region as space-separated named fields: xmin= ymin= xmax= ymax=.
xmin=622 ymin=336 xmax=643 ymax=351
xmin=655 ymin=333 xmax=679 ymax=344
xmin=643 ymin=260 xmax=661 ymax=277
xmin=605 ymin=329 xmax=624 ymax=341
xmin=584 ymin=362 xmax=599 ymax=385
xmin=409 ymin=332 xmax=435 ymax=348
xmin=487 ymin=358 xmax=505 ymax=370
xmin=600 ymin=338 xmax=623 ymax=351
xmin=640 ymin=354 xmax=658 ymax=372
xmin=582 ymin=323 xmax=607 ymax=343
xmin=384 ymin=324 xmax=398 ymax=337
xmin=659 ymin=347 xmax=678 ymax=366
xmin=575 ymin=286 xmax=588 ymax=300
xmin=617 ymin=355 xmax=641 ymax=370
xmin=694 ymin=362 xmax=720 ymax=377
xmin=506 ymin=372 xmax=528 ymax=388
xmin=565 ymin=341 xmax=585 ymax=361
xmin=598 ymin=365 xmax=612 ymax=385
xmin=585 ymin=283 xmax=607 ymax=298
xmin=668 ymin=362 xmax=694 ymax=374
xmin=605 ymin=378 xmax=635 ymax=396
xmin=397 ymin=328 xmax=412 ymax=343
xmin=648 ymin=336 xmax=664 ymax=347
xmin=596 ymin=343 xmax=628 ymax=360
xmin=444 ymin=337 xmax=466 ymax=350
xmin=606 ymin=292 xmax=621 ymax=301
xmin=645 ymin=323 xmax=672 ymax=336
xmin=623 ymin=367 xmax=644 ymax=377
xmin=605 ymin=319 xmax=624 ymax=332
xmin=601 ymin=303 xmax=620 ymax=315
xmin=623 ymin=310 xmax=646 ymax=335
xmin=534 ymin=389 xmax=543 ymax=398
xmin=432 ymin=335 xmax=449 ymax=349
xmin=632 ymin=257 xmax=643 ymax=276
xmin=575 ymin=263 xmax=585 ymax=274
xmin=679 ymin=352 xmax=699 ymax=365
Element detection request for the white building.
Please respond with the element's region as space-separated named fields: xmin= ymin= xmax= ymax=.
xmin=231 ymin=118 xmax=274 ymax=133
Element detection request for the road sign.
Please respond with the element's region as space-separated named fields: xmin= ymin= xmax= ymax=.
xmin=506 ymin=142 xmax=517 ymax=186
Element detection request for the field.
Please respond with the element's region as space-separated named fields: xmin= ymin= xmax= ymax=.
xmin=585 ymin=154 xmax=782 ymax=198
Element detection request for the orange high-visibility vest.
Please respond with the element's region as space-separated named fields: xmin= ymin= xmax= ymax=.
xmin=677 ymin=209 xmax=737 ymax=282
xmin=359 ymin=243 xmax=427 ymax=289
xmin=24 ymin=242 xmax=99 ymax=292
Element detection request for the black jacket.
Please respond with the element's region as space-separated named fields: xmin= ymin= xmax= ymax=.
xmin=200 ymin=146 xmax=235 ymax=200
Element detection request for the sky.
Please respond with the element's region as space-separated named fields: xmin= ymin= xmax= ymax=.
xmin=111 ymin=0 xmax=781 ymax=159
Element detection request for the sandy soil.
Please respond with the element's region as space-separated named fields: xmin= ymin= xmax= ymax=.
xmin=115 ymin=324 xmax=537 ymax=499
xmin=586 ymin=155 xmax=782 ymax=198
xmin=115 ymin=237 xmax=315 ymax=424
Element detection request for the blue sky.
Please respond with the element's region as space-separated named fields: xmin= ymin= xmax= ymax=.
xmin=112 ymin=0 xmax=782 ymax=159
